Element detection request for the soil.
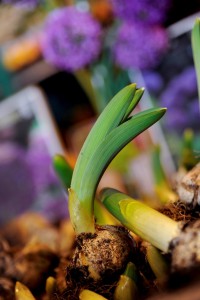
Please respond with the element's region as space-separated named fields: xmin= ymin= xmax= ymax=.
xmin=1 ymin=199 xmax=200 ymax=299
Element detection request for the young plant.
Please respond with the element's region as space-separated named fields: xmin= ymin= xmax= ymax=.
xmin=101 ymin=188 xmax=200 ymax=274
xmin=60 ymin=83 xmax=166 ymax=296
xmin=68 ymin=84 xmax=165 ymax=234
xmin=114 ymin=262 xmax=139 ymax=300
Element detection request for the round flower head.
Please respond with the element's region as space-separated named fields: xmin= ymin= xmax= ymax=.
xmin=112 ymin=22 xmax=168 ymax=70
xmin=110 ymin=0 xmax=171 ymax=25
xmin=41 ymin=6 xmax=102 ymax=71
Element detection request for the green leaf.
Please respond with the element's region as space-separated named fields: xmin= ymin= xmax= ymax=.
xmin=121 ymin=88 xmax=145 ymax=122
xmin=69 ymin=107 xmax=166 ymax=233
xmin=79 ymin=107 xmax=167 ymax=201
xmin=123 ymin=262 xmax=138 ymax=283
xmin=71 ymin=83 xmax=137 ymax=192
xmin=53 ymin=154 xmax=73 ymax=190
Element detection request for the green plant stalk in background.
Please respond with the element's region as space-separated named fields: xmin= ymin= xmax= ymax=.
xmin=68 ymin=83 xmax=166 ymax=234
xmin=178 ymin=129 xmax=199 ymax=170
xmin=53 ymin=154 xmax=73 ymax=190
xmin=151 ymin=145 xmax=178 ymax=205
xmin=192 ymin=18 xmax=200 ymax=108
xmin=145 ymin=243 xmax=169 ymax=286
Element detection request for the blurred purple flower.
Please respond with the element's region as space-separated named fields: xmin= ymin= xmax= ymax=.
xmin=0 ymin=142 xmax=36 ymax=224
xmin=112 ymin=22 xmax=168 ymax=70
xmin=142 ymin=71 xmax=164 ymax=94
xmin=41 ymin=6 xmax=102 ymax=71
xmin=2 ymin=0 xmax=39 ymax=10
xmin=110 ymin=0 xmax=171 ymax=25
xmin=33 ymin=191 xmax=69 ymax=222
xmin=161 ymin=66 xmax=197 ymax=108
xmin=26 ymin=131 xmax=68 ymax=221
xmin=164 ymin=108 xmax=190 ymax=132
xmin=161 ymin=66 xmax=199 ymax=133
xmin=26 ymin=132 xmax=60 ymax=195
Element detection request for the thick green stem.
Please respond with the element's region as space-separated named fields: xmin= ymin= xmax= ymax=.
xmin=101 ymin=188 xmax=180 ymax=252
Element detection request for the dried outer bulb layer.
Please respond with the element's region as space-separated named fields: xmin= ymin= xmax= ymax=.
xmin=176 ymin=163 xmax=200 ymax=208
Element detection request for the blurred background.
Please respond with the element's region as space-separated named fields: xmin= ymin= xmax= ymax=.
xmin=0 ymin=0 xmax=199 ymax=224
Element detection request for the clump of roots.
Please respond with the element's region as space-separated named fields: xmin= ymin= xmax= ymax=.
xmin=160 ymin=200 xmax=200 ymax=222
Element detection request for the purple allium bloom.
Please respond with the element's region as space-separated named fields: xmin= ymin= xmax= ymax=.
xmin=41 ymin=6 xmax=102 ymax=71
xmin=161 ymin=66 xmax=199 ymax=133
xmin=112 ymin=22 xmax=168 ymax=70
xmin=110 ymin=0 xmax=171 ymax=25
xmin=2 ymin=0 xmax=39 ymax=10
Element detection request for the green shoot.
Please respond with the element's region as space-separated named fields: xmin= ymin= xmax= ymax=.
xmin=101 ymin=188 xmax=180 ymax=252
xmin=15 ymin=282 xmax=36 ymax=300
xmin=69 ymin=84 xmax=167 ymax=234
xmin=114 ymin=262 xmax=139 ymax=300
